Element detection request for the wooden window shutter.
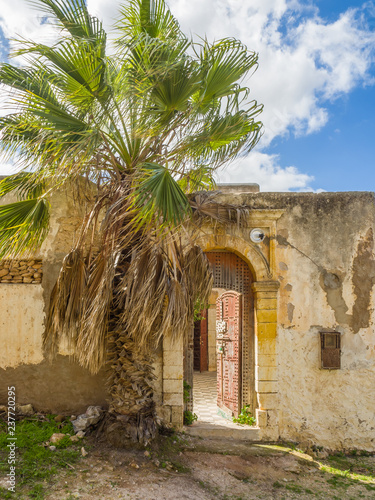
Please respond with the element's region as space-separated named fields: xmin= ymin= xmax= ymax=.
xmin=320 ymin=331 xmax=341 ymax=369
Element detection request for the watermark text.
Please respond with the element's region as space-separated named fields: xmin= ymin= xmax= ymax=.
xmin=6 ymin=386 xmax=16 ymax=493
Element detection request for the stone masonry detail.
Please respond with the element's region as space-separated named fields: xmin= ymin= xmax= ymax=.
xmin=0 ymin=260 xmax=43 ymax=284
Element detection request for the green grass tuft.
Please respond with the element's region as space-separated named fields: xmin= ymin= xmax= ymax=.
xmin=0 ymin=416 xmax=82 ymax=499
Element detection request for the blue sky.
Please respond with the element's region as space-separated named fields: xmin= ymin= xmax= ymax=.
xmin=265 ymin=0 xmax=375 ymax=192
xmin=0 ymin=0 xmax=374 ymax=192
xmin=270 ymin=84 xmax=375 ymax=191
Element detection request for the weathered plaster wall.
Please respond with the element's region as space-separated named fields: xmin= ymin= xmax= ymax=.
xmin=1 ymin=186 xmax=374 ymax=449
xmin=0 ymin=188 xmax=108 ymax=413
xmin=272 ymin=192 xmax=375 ymax=451
xmin=0 ymin=285 xmax=45 ymax=368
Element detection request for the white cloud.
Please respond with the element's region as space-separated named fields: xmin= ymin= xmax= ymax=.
xmin=87 ymin=0 xmax=122 ymax=32
xmin=0 ymin=0 xmax=374 ymax=191
xmin=0 ymin=0 xmax=57 ymax=47
xmin=216 ymin=152 xmax=315 ymax=191
xmin=168 ymin=0 xmax=375 ymax=144
xmin=0 ymin=162 xmax=18 ymax=175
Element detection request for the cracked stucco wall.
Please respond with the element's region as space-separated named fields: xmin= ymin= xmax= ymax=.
xmin=269 ymin=192 xmax=375 ymax=451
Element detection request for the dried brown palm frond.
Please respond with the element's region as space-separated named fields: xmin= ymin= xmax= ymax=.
xmin=42 ymin=184 xmax=216 ymax=445
xmin=189 ymin=191 xmax=250 ymax=226
xmin=44 ymin=193 xmax=109 ymax=362
xmin=45 ymin=183 xmax=216 ymax=367
xmin=76 ymin=252 xmax=118 ymax=373
xmin=118 ymin=232 xmax=213 ymax=348
xmin=183 ymin=244 xmax=214 ymax=308
xmin=44 ymin=248 xmax=88 ymax=359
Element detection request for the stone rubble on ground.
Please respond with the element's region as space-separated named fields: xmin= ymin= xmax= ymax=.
xmin=72 ymin=406 xmax=103 ymax=433
xmin=17 ymin=404 xmax=34 ymax=416
xmin=50 ymin=433 xmax=67 ymax=444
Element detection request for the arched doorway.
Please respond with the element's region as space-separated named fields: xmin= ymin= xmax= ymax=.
xmin=191 ymin=251 xmax=255 ymax=420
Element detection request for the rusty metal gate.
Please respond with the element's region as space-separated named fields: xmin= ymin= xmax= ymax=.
xmin=206 ymin=252 xmax=255 ymax=414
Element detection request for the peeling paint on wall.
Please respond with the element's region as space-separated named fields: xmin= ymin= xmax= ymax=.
xmin=318 ymin=229 xmax=375 ymax=332
xmin=352 ymin=228 xmax=375 ymax=333
xmin=277 ymin=228 xmax=375 ymax=332
xmin=319 ymin=270 xmax=351 ymax=326
xmin=287 ymin=303 xmax=295 ymax=323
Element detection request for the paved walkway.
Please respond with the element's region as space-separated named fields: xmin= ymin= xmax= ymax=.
xmin=193 ymin=371 xmax=243 ymax=428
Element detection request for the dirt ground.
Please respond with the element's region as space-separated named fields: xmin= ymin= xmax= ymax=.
xmin=40 ymin=434 xmax=375 ymax=500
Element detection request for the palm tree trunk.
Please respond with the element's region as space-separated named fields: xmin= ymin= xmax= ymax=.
xmin=105 ymin=257 xmax=158 ymax=446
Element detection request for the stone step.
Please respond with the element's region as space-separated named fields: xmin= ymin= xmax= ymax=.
xmin=183 ymin=422 xmax=260 ymax=441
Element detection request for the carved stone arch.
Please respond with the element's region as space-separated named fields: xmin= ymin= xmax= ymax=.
xmin=195 ymin=233 xmax=271 ymax=282
xmin=197 ymin=233 xmax=280 ymax=439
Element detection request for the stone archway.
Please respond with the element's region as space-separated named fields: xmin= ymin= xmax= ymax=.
xmin=205 ymin=251 xmax=255 ymax=415
xmin=191 ymin=232 xmax=281 ymax=439
xmin=162 ymin=212 xmax=282 ymax=439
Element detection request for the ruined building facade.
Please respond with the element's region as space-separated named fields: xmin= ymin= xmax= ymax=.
xmin=1 ymin=185 xmax=374 ymax=451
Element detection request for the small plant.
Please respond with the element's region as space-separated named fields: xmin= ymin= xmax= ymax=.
xmin=182 ymin=381 xmax=198 ymax=425
xmin=232 ymin=405 xmax=256 ymax=426
xmin=194 ymin=298 xmax=209 ymax=322
xmin=183 ymin=410 xmax=198 ymax=426
xmin=183 ymin=381 xmax=191 ymax=403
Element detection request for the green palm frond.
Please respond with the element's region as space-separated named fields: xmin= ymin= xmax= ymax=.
xmin=30 ymin=0 xmax=106 ymax=44
xmin=194 ymin=38 xmax=258 ymax=112
xmin=178 ymin=166 xmax=216 ymax=193
xmin=117 ymin=0 xmax=182 ymax=43
xmin=0 ymin=64 xmax=61 ymax=107
xmin=128 ymin=37 xmax=197 ymax=118
xmin=0 ymin=198 xmax=49 ymax=258
xmin=13 ymin=36 xmax=109 ymax=108
xmin=0 ymin=173 xmax=45 ymax=200
xmin=135 ymin=163 xmax=191 ymax=226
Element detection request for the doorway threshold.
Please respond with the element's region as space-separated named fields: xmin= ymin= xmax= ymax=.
xmin=189 ymin=371 xmax=259 ymax=440
xmin=184 ymin=421 xmax=260 ymax=441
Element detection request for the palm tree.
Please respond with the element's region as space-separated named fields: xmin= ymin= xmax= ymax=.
xmin=0 ymin=0 xmax=262 ymax=444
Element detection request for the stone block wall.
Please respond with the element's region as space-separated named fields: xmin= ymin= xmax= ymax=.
xmin=0 ymin=260 xmax=42 ymax=284
xmin=161 ymin=336 xmax=184 ymax=428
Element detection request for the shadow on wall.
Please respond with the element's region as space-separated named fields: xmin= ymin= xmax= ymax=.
xmin=0 ymin=355 xmax=108 ymax=414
